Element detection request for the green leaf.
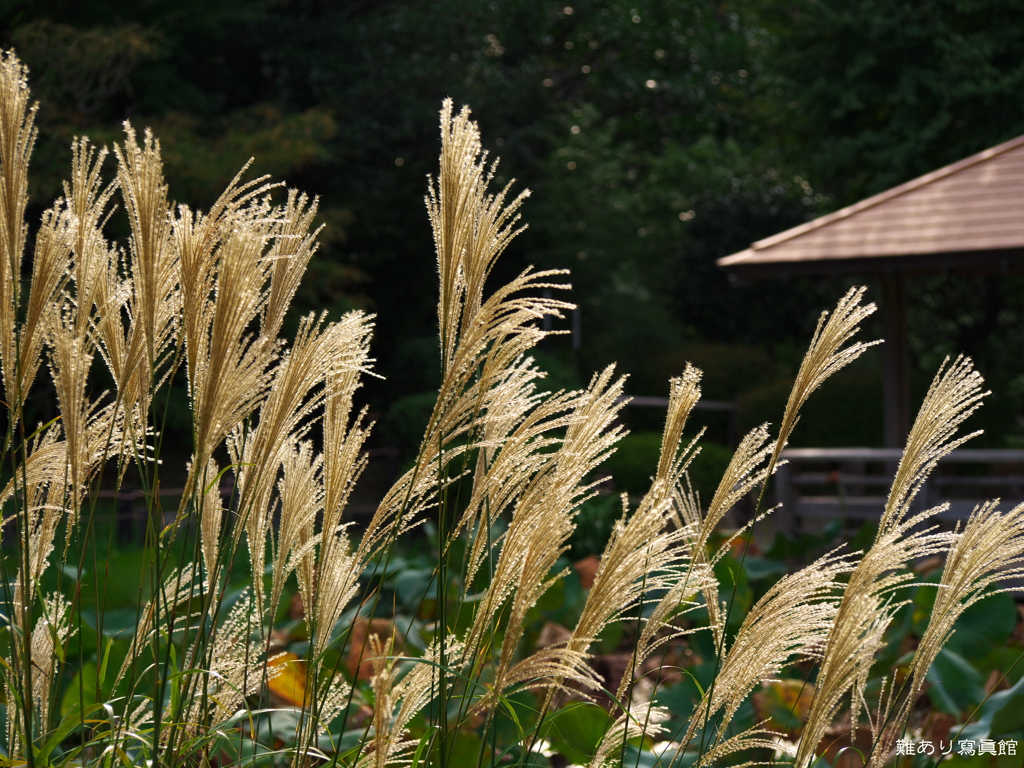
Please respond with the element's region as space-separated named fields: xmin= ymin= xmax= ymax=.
xmin=743 ymin=556 xmax=788 ymax=581
xmin=622 ymin=743 xmax=665 ymax=768
xmin=60 ymin=661 xmax=99 ymax=718
xmin=959 ymin=673 xmax=1024 ymax=741
xmin=80 ymin=606 xmax=140 ymax=640
xmin=34 ymin=702 xmax=109 ymax=763
xmin=927 ymin=647 xmax=987 ymax=715
xmin=945 ymin=591 xmax=1018 ymax=660
xmin=257 ymin=708 xmax=303 ymax=746
xmin=543 ymin=702 xmax=612 ymax=765
xmin=912 ymin=580 xmax=1017 ymax=661
xmin=391 ymin=566 xmax=437 ymax=613
xmin=654 ymin=664 xmax=714 ymax=722
xmin=492 ymin=689 xmax=538 ymax=747
xmin=446 ymin=731 xmax=483 ymax=766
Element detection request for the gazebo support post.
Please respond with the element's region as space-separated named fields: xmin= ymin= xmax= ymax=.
xmin=881 ymin=272 xmax=910 ymax=448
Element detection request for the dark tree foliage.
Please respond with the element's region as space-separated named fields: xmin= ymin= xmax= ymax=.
xmin=762 ymin=0 xmax=1024 ymax=205
xmin=2 ymin=0 xmax=1023 ymax=441
xmin=244 ymin=0 xmax=834 ymax=393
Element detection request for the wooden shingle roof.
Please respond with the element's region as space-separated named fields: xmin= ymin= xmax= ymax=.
xmin=718 ymin=134 xmax=1024 ymax=278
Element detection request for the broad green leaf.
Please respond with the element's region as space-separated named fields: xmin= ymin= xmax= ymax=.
xmin=622 ymin=743 xmax=665 ymax=767
xmin=60 ymin=661 xmax=99 ymax=718
xmin=927 ymin=647 xmax=986 ymax=715
xmin=543 ymin=702 xmax=612 ymax=765
xmin=945 ymin=591 xmax=1018 ymax=660
xmin=447 ymin=731 xmax=483 ymax=766
xmin=959 ymin=673 xmax=1024 ymax=741
xmin=912 ymin=579 xmax=1017 ymax=660
xmin=743 ymin=556 xmax=788 ymax=581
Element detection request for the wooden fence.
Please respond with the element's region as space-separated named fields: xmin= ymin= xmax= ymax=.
xmin=775 ymin=447 xmax=1024 ymax=534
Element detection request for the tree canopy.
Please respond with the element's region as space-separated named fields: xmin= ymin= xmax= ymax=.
xmin=4 ymin=0 xmax=1024 ymax=438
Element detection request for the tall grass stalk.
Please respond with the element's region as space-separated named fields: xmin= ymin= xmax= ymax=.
xmin=0 ymin=50 xmax=1022 ymax=768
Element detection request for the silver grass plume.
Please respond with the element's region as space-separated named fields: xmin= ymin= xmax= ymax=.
xmin=269 ymin=440 xmax=323 ymax=621
xmin=65 ymin=137 xmax=118 ymax=332
xmin=231 ymin=315 xmax=368 ymax=617
xmin=571 ymin=492 xmax=689 ymax=655
xmin=694 ymin=729 xmax=793 ymax=767
xmin=114 ymin=125 xmax=181 ymax=420
xmin=572 ymin=369 xmax=704 ymax=701
xmin=621 ymin=570 xmax=714 ymax=703
xmin=428 ymin=99 xmax=531 ymax=368
xmin=879 ymin=355 xmax=987 ymax=535
xmin=311 ymin=676 xmax=353 ymax=738
xmin=19 ymin=201 xmax=72 ymax=414
xmin=360 ymin=637 xmax=402 ymax=768
xmin=684 ymin=551 xmax=854 ymax=743
xmin=180 ymin=186 xmax=333 ymax=525
xmin=320 ymin=310 xmax=375 ymax=542
xmin=794 ymin=523 xmax=951 ymax=767
xmin=494 ymin=645 xmax=601 ymax=709
xmin=459 ymin=365 xmax=581 ymax=587
xmin=468 ymin=368 xmax=626 ymax=704
xmin=869 ymin=500 xmax=1024 ymax=766
xmin=183 ymin=194 xmax=281 ymax=485
xmin=772 ymin=287 xmax=878 ymax=467
xmin=199 ymin=458 xmax=224 ymax=584
xmin=358 ymin=636 xmax=466 ymax=768
xmin=379 ymin=266 xmax=573 ymax=562
xmin=672 ymin=484 xmax=727 ymax=649
xmin=677 ymin=289 xmax=876 ymax=658
xmin=5 ymin=593 xmax=73 ymax=754
xmin=262 ymin=189 xmax=322 ymax=342
xmin=503 ymin=361 xmax=706 ymax=757
xmin=667 ymin=422 xmax=773 ymax=653
xmin=657 ymin=366 xmax=704 ymax=482
xmin=175 ymin=590 xmax=283 ymax=736
xmin=360 ymin=102 xmax=570 ymax=580
xmin=425 ymin=97 xmax=570 ymax=471
xmin=3 ymin=405 xmax=126 ymax=594
xmin=588 ymin=704 xmax=670 ymax=768
xmin=430 ymin=267 xmax=572 ymax=433
xmin=0 ymin=51 xmax=37 ymax=409
xmin=90 ymin=252 xmax=143 ymax=443
xmin=48 ymin=138 xmax=126 ymax=525
xmin=793 ymin=361 xmax=986 ymax=768
xmin=302 ymin=526 xmax=362 ymax=663
xmin=115 ymin=565 xmax=203 ymax=691
xmin=174 ymin=163 xmax=275 ymax=395
xmin=46 ymin=309 xmax=104 ymax=536
xmin=0 ymin=419 xmax=65 ymax=558
xmin=299 ymin=313 xmax=374 ymax=662
xmin=697 ymin=423 xmax=773 ymax=552
xmin=29 ymin=594 xmax=73 ymax=734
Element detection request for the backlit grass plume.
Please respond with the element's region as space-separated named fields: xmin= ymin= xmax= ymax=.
xmin=771 ymin=287 xmax=879 ymax=469
xmin=867 ymin=498 xmax=1024 ymax=767
xmin=1 ymin=50 xmax=1022 ymax=768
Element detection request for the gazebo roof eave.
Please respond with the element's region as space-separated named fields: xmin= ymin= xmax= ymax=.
xmin=749 ymin=133 xmax=1024 ymax=253
xmin=719 ymin=245 xmax=1024 ymax=281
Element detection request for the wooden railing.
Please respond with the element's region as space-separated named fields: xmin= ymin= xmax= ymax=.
xmin=775 ymin=447 xmax=1024 ymax=534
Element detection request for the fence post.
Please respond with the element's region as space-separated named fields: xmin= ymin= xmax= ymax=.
xmin=775 ymin=459 xmax=794 ymax=536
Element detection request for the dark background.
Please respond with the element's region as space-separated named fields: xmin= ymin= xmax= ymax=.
xmin=4 ymin=0 xmax=1024 ymax=454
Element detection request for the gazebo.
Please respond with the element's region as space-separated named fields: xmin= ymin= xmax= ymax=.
xmin=718 ymin=133 xmax=1024 ymax=448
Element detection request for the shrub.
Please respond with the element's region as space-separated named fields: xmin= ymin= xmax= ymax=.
xmin=738 ymin=364 xmax=885 ymax=447
xmin=603 ymin=432 xmax=732 ymax=503
xmin=1 ymin=50 xmax=1023 ymax=768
